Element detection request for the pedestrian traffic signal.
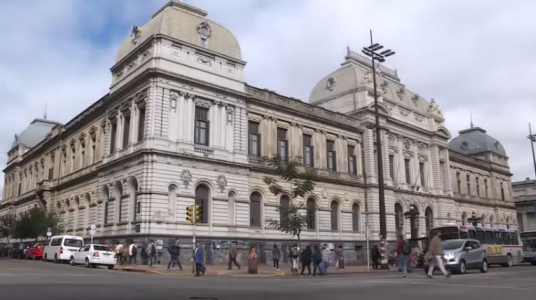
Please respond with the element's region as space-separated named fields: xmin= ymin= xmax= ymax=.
xmin=186 ymin=205 xmax=194 ymax=224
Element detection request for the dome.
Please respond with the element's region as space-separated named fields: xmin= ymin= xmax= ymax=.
xmin=11 ymin=118 xmax=61 ymax=150
xmin=448 ymin=126 xmax=507 ymax=157
xmin=116 ymin=1 xmax=242 ymax=63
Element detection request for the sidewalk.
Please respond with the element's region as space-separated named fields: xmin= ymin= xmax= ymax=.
xmin=117 ymin=263 xmax=397 ymax=277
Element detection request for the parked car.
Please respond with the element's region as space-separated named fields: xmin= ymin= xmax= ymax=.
xmin=43 ymin=235 xmax=84 ymax=263
xmin=25 ymin=243 xmax=45 ymax=260
xmin=9 ymin=243 xmax=26 ymax=259
xmin=424 ymin=239 xmax=488 ymax=274
xmin=69 ymin=244 xmax=116 ymax=269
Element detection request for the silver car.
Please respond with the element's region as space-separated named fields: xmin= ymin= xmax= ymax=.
xmin=441 ymin=239 xmax=488 ymax=274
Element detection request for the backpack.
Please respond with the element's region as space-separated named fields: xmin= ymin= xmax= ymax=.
xmin=131 ymin=245 xmax=137 ymax=255
xmin=150 ymin=244 xmax=156 ymax=255
xmin=402 ymin=242 xmax=411 ymax=256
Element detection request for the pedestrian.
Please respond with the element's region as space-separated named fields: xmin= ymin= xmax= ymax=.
xmin=129 ymin=242 xmax=137 ymax=265
xmin=121 ymin=243 xmax=129 ymax=265
xmin=115 ymin=242 xmax=124 ymax=266
xmin=312 ymin=245 xmax=323 ymax=276
xmin=194 ymin=244 xmax=206 ymax=277
xmin=300 ymin=245 xmax=312 ymax=276
xmin=335 ymin=245 xmax=344 ymax=270
xmin=167 ymin=242 xmax=182 ymax=270
xmin=146 ymin=240 xmax=157 ymax=267
xmin=272 ymin=244 xmax=280 ymax=271
xmin=248 ymin=246 xmax=258 ymax=274
xmin=290 ymin=245 xmax=300 ymax=274
xmin=427 ymin=232 xmax=451 ymax=279
xmin=371 ymin=245 xmax=380 ymax=270
xmin=396 ymin=235 xmax=409 ymax=278
xmin=228 ymin=246 xmax=241 ymax=270
xmin=321 ymin=244 xmax=331 ymax=275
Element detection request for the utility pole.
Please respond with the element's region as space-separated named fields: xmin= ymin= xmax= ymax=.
xmin=362 ymin=30 xmax=395 ymax=270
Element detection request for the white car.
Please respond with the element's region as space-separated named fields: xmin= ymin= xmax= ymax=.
xmin=69 ymin=244 xmax=116 ymax=269
xmin=44 ymin=235 xmax=85 ymax=263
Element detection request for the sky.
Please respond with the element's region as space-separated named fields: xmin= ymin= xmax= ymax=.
xmin=1 ymin=0 xmax=536 ymax=199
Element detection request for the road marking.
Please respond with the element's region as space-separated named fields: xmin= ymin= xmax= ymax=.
xmin=362 ymin=280 xmax=530 ymax=291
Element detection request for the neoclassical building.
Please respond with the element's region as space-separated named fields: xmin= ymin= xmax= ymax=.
xmin=1 ymin=1 xmax=517 ymax=262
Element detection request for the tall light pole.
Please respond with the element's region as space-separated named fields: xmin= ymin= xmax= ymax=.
xmin=362 ymin=30 xmax=395 ymax=269
xmin=528 ymin=123 xmax=536 ymax=180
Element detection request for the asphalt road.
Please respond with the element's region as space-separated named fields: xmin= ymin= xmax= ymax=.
xmin=1 ymin=258 xmax=535 ymax=300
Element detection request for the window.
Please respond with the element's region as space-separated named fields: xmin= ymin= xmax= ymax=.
xmin=476 ymin=230 xmax=485 ymax=244
xmin=277 ymin=128 xmax=288 ymax=161
xmin=194 ymin=107 xmax=209 ymax=146
xmin=64 ymin=239 xmax=83 ymax=248
xmin=457 ymin=172 xmax=461 ymax=193
xmin=327 ymin=140 xmax=336 ymax=171
xmin=195 ymin=185 xmax=210 ymax=224
xmin=102 ymin=187 xmax=109 ymax=224
xmin=352 ymin=203 xmax=360 ymax=231
xmin=404 ymin=158 xmax=411 ymax=184
xmin=425 ymin=207 xmax=434 ymax=233
xmin=122 ymin=113 xmax=130 ymax=148
xmin=303 ymin=134 xmax=314 ymax=168
xmin=330 ymin=201 xmax=339 ymax=231
xmin=17 ymin=182 xmax=21 ymax=196
xmin=228 ymin=192 xmax=236 ymax=226
xmin=130 ymin=179 xmax=138 ymax=221
xmin=115 ymin=183 xmax=123 ymax=223
xmin=484 ymin=230 xmax=494 ymax=244
xmin=348 ymin=145 xmax=356 ymax=175
xmin=70 ymin=149 xmax=76 ymax=173
xmin=306 ymin=198 xmax=316 ymax=230
xmin=248 ymin=121 xmax=261 ymax=157
xmin=502 ymin=232 xmax=511 ymax=245
xmin=419 ymin=162 xmax=425 ymax=187
xmin=439 ymin=161 xmax=446 ymax=189
xmin=91 ymin=144 xmax=96 ymax=164
xmin=501 ymin=183 xmax=505 ymax=201
xmin=250 ymin=192 xmax=262 ymax=227
xmin=494 ymin=231 xmax=503 ymax=245
xmin=280 ymin=195 xmax=290 ymax=228
xmin=466 ymin=174 xmax=471 ymax=195
xmin=80 ymin=148 xmax=85 ymax=168
xmin=484 ymin=179 xmax=489 ymax=198
xmin=476 ymin=177 xmax=480 ymax=197
xmin=138 ymin=106 xmax=146 ymax=141
xmin=389 ymin=154 xmax=395 ymax=180
xmin=395 ymin=203 xmax=404 ymax=236
xmin=110 ymin=122 xmax=117 ymax=153
xmin=510 ymin=232 xmax=519 ymax=245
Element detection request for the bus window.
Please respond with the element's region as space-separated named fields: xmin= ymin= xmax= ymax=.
xmin=510 ymin=233 xmax=519 ymax=245
xmin=460 ymin=231 xmax=469 ymax=239
xmin=476 ymin=230 xmax=485 ymax=244
xmin=502 ymin=232 xmax=511 ymax=245
xmin=494 ymin=232 xmax=503 ymax=245
xmin=485 ymin=230 xmax=494 ymax=245
xmin=468 ymin=229 xmax=476 ymax=239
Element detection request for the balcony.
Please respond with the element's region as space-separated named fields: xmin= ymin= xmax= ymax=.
xmin=248 ymin=156 xmax=263 ymax=164
xmin=194 ymin=145 xmax=214 ymax=157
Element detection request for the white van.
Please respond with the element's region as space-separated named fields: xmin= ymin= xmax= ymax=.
xmin=43 ymin=235 xmax=84 ymax=263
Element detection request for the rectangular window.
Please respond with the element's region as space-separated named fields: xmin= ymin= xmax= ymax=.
xmin=404 ymin=158 xmax=411 ymax=184
xmin=122 ymin=113 xmax=130 ymax=148
xmin=476 ymin=177 xmax=480 ymax=197
xmin=466 ymin=174 xmax=471 ymax=195
xmin=439 ymin=161 xmax=446 ymax=189
xmin=137 ymin=106 xmax=146 ymax=141
xmin=348 ymin=145 xmax=356 ymax=174
xmin=110 ymin=122 xmax=117 ymax=153
xmin=277 ymin=128 xmax=288 ymax=161
xmin=91 ymin=144 xmax=96 ymax=164
xmin=501 ymin=183 xmax=505 ymax=201
xmin=457 ymin=172 xmax=461 ymax=193
xmin=419 ymin=162 xmax=425 ymax=187
xmin=327 ymin=140 xmax=336 ymax=171
xmin=48 ymin=168 xmax=54 ymax=180
xmin=104 ymin=202 xmax=109 ymax=224
xmin=194 ymin=107 xmax=209 ymax=146
xmin=17 ymin=183 xmax=22 ymax=196
xmin=303 ymin=134 xmax=314 ymax=168
xmin=485 ymin=230 xmax=494 ymax=244
xmin=248 ymin=121 xmax=261 ymax=157
xmin=389 ymin=154 xmax=395 ymax=180
xmin=484 ymin=179 xmax=489 ymax=198
xmin=80 ymin=149 xmax=85 ymax=168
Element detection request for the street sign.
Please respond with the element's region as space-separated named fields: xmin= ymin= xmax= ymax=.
xmin=89 ymin=229 xmax=96 ymax=236
xmin=90 ymin=224 xmax=96 ymax=230
xmin=46 ymin=231 xmax=52 ymax=237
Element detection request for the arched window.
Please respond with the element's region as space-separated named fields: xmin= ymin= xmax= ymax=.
xmin=461 ymin=212 xmax=468 ymax=225
xmin=306 ymin=198 xmax=316 ymax=230
xmin=250 ymin=192 xmax=262 ymax=227
xmin=330 ymin=201 xmax=339 ymax=231
xmin=168 ymin=184 xmax=178 ymax=221
xmin=129 ymin=179 xmax=139 ymax=221
xmin=195 ymin=185 xmax=210 ymax=224
xmin=114 ymin=182 xmax=123 ymax=223
xmin=280 ymin=195 xmax=290 ymax=228
xmin=425 ymin=207 xmax=434 ymax=233
xmin=102 ymin=185 xmax=110 ymax=225
xmin=395 ymin=203 xmax=404 ymax=237
xmin=228 ymin=191 xmax=236 ymax=226
xmin=352 ymin=203 xmax=360 ymax=232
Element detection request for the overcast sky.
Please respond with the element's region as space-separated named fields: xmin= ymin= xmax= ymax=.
xmin=1 ymin=0 xmax=535 ymax=199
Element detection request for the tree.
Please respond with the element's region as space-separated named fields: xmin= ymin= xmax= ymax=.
xmin=0 ymin=213 xmax=18 ymax=243
xmin=13 ymin=206 xmax=62 ymax=241
xmin=264 ymin=155 xmax=317 ymax=248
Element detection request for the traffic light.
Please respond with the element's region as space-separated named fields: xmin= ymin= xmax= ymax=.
xmin=186 ymin=205 xmax=193 ymax=224
xmin=195 ymin=205 xmax=202 ymax=223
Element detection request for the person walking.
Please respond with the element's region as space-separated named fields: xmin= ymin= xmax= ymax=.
xmin=128 ymin=242 xmax=137 ymax=265
xmin=194 ymin=244 xmax=206 ymax=277
xmin=335 ymin=246 xmax=344 ymax=270
xmin=312 ymin=245 xmax=323 ymax=276
xmin=396 ymin=235 xmax=409 ymax=278
xmin=167 ymin=242 xmax=181 ymax=270
xmin=115 ymin=242 xmax=124 ymax=266
xmin=290 ymin=245 xmax=300 ymax=274
xmin=121 ymin=243 xmax=129 ymax=265
xmin=247 ymin=246 xmax=258 ymax=274
xmin=427 ymin=232 xmax=451 ymax=279
xmin=321 ymin=244 xmax=331 ymax=275
xmin=272 ymin=244 xmax=280 ymax=271
xmin=300 ymin=245 xmax=312 ymax=276
xmin=371 ymin=245 xmax=380 ymax=270
xmin=228 ymin=246 xmax=241 ymax=270
xmin=147 ymin=240 xmax=157 ymax=267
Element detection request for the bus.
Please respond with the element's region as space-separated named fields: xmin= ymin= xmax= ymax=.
xmin=520 ymin=231 xmax=536 ymax=266
xmin=430 ymin=225 xmax=523 ymax=266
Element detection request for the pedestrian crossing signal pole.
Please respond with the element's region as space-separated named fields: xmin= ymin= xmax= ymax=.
xmin=186 ymin=205 xmax=197 ymax=273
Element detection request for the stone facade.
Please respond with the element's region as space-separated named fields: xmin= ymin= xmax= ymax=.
xmin=513 ymin=178 xmax=536 ymax=231
xmin=0 ymin=1 xmax=518 ymax=263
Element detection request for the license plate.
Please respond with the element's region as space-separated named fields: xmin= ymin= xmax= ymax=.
xmin=103 ymin=253 xmax=111 ymax=256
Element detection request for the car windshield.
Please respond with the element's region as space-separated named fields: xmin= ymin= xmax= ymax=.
xmin=94 ymin=245 xmax=112 ymax=252
xmin=64 ymin=239 xmax=83 ymax=248
xmin=522 ymin=238 xmax=536 ymax=252
xmin=442 ymin=240 xmax=464 ymax=250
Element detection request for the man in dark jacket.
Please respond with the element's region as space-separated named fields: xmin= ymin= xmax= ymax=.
xmin=300 ymin=246 xmax=312 ymax=276
xmin=312 ymin=245 xmax=323 ymax=276
xmin=371 ymin=245 xmax=380 ymax=270
xmin=167 ymin=242 xmax=182 ymax=270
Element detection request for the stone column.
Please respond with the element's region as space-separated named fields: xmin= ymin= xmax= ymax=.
xmin=430 ymin=146 xmax=441 ymax=193
xmin=356 ymin=141 xmax=363 ymax=177
xmin=443 ymin=148 xmax=453 ymax=194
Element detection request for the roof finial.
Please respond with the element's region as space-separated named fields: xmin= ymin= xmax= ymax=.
xmin=44 ymin=103 xmax=47 ymax=120
xmin=470 ymin=110 xmax=473 ymax=128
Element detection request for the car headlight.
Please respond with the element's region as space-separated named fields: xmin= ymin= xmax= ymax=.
xmin=444 ymin=252 xmax=454 ymax=259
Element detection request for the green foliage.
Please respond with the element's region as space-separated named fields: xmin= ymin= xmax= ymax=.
xmin=10 ymin=206 xmax=62 ymax=240
xmin=0 ymin=213 xmax=18 ymax=239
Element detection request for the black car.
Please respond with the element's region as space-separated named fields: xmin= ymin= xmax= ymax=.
xmin=8 ymin=243 xmax=26 ymax=259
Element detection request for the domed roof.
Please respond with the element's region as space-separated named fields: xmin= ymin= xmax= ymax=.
xmin=116 ymin=1 xmax=242 ymax=63
xmin=448 ymin=126 xmax=507 ymax=157
xmin=11 ymin=118 xmax=61 ymax=150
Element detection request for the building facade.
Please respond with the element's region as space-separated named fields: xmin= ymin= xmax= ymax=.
xmin=513 ymin=178 xmax=536 ymax=232
xmin=1 ymin=1 xmax=518 ymax=263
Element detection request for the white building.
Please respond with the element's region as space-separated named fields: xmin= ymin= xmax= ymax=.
xmin=1 ymin=1 xmax=517 ymax=263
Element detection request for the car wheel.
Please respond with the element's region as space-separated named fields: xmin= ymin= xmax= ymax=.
xmin=70 ymin=257 xmax=76 ymax=266
xmin=43 ymin=254 xmax=47 ymax=261
xmin=480 ymin=259 xmax=488 ymax=273
xmin=54 ymin=254 xmax=58 ymax=263
xmin=108 ymin=265 xmax=114 ymax=270
xmin=85 ymin=258 xmax=91 ymax=268
xmin=502 ymin=254 xmax=513 ymax=267
xmin=459 ymin=260 xmax=466 ymax=274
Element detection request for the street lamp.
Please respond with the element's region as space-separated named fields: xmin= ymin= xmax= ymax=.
xmin=404 ymin=204 xmax=420 ymax=240
xmin=362 ymin=30 xmax=395 ymax=270
xmin=467 ymin=211 xmax=482 ymax=227
xmin=528 ymin=123 xmax=536 ymax=180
